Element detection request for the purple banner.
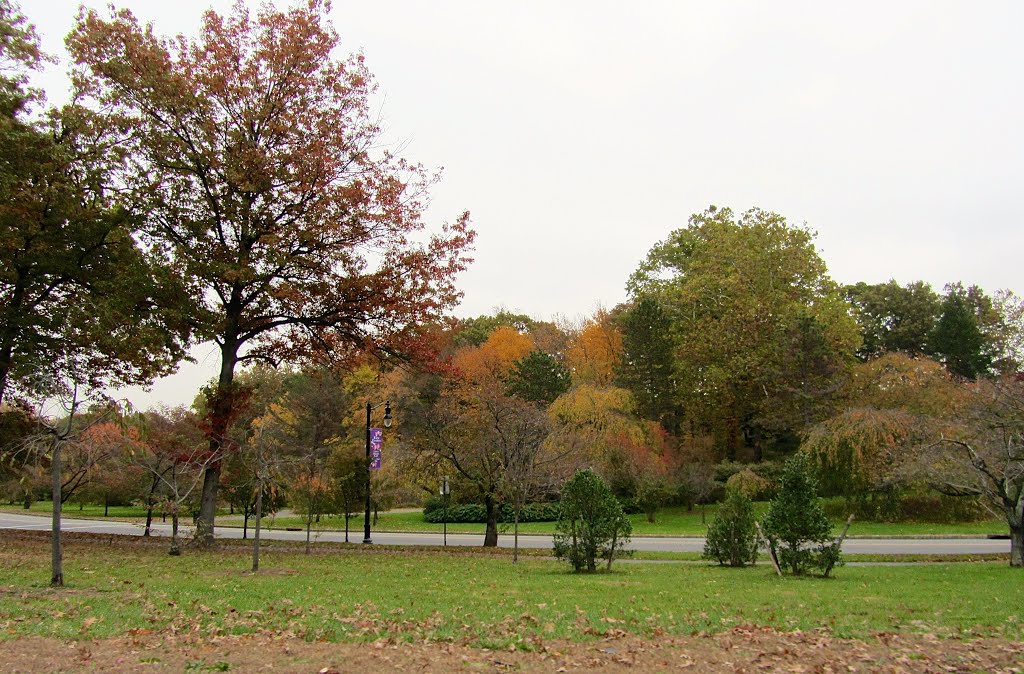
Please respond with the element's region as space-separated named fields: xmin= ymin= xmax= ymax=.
xmin=370 ymin=427 xmax=383 ymax=470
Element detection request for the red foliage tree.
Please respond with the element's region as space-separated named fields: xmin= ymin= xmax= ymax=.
xmin=68 ymin=1 xmax=474 ymax=543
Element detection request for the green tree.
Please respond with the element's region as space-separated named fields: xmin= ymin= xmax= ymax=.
xmin=615 ymin=297 xmax=680 ymax=432
xmin=628 ymin=206 xmax=859 ymax=459
xmin=0 ymin=5 xmax=191 ymax=406
xmin=761 ymin=454 xmax=836 ymax=575
xmin=506 ymin=351 xmax=571 ymax=405
xmin=552 ymin=468 xmax=632 ymax=572
xmin=932 ymin=285 xmax=993 ymax=379
xmin=68 ymin=1 xmax=474 ymax=544
xmin=844 ymin=280 xmax=940 ymax=360
xmin=703 ymin=487 xmax=759 ymax=567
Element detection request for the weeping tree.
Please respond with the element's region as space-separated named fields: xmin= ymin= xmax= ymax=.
xmin=918 ymin=376 xmax=1024 ymax=567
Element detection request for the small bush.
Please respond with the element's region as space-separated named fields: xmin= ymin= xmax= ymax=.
xmin=725 ymin=469 xmax=773 ymax=501
xmin=703 ymin=488 xmax=759 ymax=567
xmin=761 ymin=454 xmax=839 ymax=576
xmin=553 ymin=469 xmax=632 ymax=572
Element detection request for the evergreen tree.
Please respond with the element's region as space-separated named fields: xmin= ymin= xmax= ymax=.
xmin=703 ymin=488 xmax=759 ymax=567
xmin=615 ymin=297 xmax=679 ymax=431
xmin=761 ymin=454 xmax=835 ymax=575
xmin=506 ymin=351 xmax=571 ymax=405
xmin=553 ymin=468 xmax=631 ymax=572
xmin=932 ymin=286 xmax=992 ymax=379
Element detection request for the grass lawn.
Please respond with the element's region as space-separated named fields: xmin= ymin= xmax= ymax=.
xmin=1 ymin=533 xmax=1022 ymax=649
xmin=226 ymin=504 xmax=1008 ymax=538
xmin=3 ymin=501 xmax=1009 ymax=537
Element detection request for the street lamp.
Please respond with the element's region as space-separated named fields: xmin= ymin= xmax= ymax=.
xmin=363 ymin=400 xmax=392 ymax=544
xmin=440 ymin=476 xmax=450 ymax=546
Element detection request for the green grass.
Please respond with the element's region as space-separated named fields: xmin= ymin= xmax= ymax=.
xmin=227 ymin=504 xmax=1008 ymax=538
xmin=3 ymin=501 xmax=1008 ymax=537
xmin=0 ymin=533 xmax=1021 ymax=647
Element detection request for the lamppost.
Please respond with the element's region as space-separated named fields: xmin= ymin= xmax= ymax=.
xmin=363 ymin=400 xmax=392 ymax=544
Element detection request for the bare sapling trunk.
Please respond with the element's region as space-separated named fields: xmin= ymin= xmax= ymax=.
xmin=513 ymin=506 xmax=520 ymax=564
xmin=1008 ymin=498 xmax=1023 ymax=568
xmin=50 ymin=442 xmax=63 ymax=587
xmin=252 ymin=477 xmax=263 ymax=572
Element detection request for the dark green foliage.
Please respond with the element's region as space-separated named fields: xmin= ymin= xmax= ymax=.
xmin=422 ymin=497 xmax=560 ymax=524
xmin=844 ymin=280 xmax=940 ymax=360
xmin=761 ymin=454 xmax=837 ymax=575
xmin=616 ymin=297 xmax=679 ymax=431
xmin=455 ymin=311 xmax=536 ymax=348
xmin=820 ymin=492 xmax=987 ymax=524
xmin=553 ymin=469 xmax=632 ymax=572
xmin=932 ymin=286 xmax=992 ymax=379
xmin=506 ymin=351 xmax=571 ymax=405
xmin=703 ymin=488 xmax=759 ymax=567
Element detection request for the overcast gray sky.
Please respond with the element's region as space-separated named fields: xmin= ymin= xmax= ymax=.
xmin=25 ymin=1 xmax=1024 ymax=408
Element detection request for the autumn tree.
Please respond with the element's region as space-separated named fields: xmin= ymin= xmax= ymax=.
xmin=399 ymin=327 xmax=561 ymax=547
xmin=915 ymin=376 xmax=1024 ymax=567
xmin=564 ymin=308 xmax=623 ymax=387
xmin=68 ymin=1 xmax=474 ymax=544
xmin=628 ymin=206 xmax=860 ymax=459
xmin=0 ymin=3 xmax=191 ymax=407
xmin=134 ymin=406 xmax=204 ymax=538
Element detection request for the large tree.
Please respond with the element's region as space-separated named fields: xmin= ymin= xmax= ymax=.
xmin=615 ymin=297 xmax=680 ymax=432
xmin=844 ymin=280 xmax=940 ymax=360
xmin=931 ymin=284 xmax=994 ymax=380
xmin=68 ymin=1 xmax=474 ymax=543
xmin=917 ymin=376 xmax=1024 ymax=567
xmin=0 ymin=2 xmax=190 ymax=406
xmin=628 ymin=206 xmax=859 ymax=459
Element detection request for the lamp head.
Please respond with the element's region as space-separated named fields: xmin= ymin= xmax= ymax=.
xmin=383 ymin=401 xmax=393 ymax=428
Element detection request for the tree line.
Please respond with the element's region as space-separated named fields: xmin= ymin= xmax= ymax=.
xmin=2 ymin=0 xmax=1022 ymax=581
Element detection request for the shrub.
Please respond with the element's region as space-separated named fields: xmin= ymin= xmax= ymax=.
xmin=820 ymin=492 xmax=989 ymax=524
xmin=703 ymin=488 xmax=759 ymax=567
xmin=422 ymin=498 xmax=561 ymax=524
xmin=725 ymin=469 xmax=773 ymax=501
xmin=761 ymin=454 xmax=839 ymax=576
xmin=553 ymin=469 xmax=632 ymax=572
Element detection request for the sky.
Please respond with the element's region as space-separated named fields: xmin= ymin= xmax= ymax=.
xmin=23 ymin=0 xmax=1024 ymax=409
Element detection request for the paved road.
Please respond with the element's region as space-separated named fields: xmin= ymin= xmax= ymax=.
xmin=0 ymin=512 xmax=1010 ymax=555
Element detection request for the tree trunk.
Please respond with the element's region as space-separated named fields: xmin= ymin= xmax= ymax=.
xmin=143 ymin=472 xmax=159 ymax=537
xmin=1011 ymin=525 xmax=1023 ymax=568
xmin=483 ymin=494 xmax=498 ymax=547
xmin=0 ymin=332 xmax=16 ymax=409
xmin=195 ymin=464 xmax=221 ymax=546
xmin=195 ymin=339 xmax=241 ymax=547
xmin=50 ymin=441 xmax=63 ymax=588
xmin=513 ymin=505 xmax=520 ymax=564
xmin=252 ymin=478 xmax=263 ymax=572
xmin=242 ymin=511 xmax=249 ymax=540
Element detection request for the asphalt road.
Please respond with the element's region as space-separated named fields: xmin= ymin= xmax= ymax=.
xmin=0 ymin=512 xmax=1011 ymax=555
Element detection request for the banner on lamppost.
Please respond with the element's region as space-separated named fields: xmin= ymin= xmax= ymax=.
xmin=370 ymin=427 xmax=383 ymax=470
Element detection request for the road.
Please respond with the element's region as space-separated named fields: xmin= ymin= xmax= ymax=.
xmin=0 ymin=512 xmax=1010 ymax=555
